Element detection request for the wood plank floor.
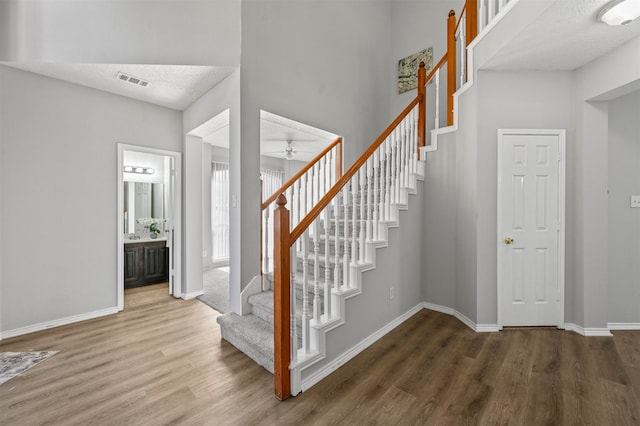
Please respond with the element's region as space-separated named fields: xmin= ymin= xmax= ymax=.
xmin=1 ymin=284 xmax=638 ymax=425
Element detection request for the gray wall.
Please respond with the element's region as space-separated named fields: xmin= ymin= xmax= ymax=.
xmin=240 ymin=0 xmax=394 ymax=296
xmin=183 ymin=70 xmax=240 ymax=304
xmin=608 ymin=90 xmax=640 ymax=324
xmin=476 ymin=70 xmax=575 ymax=325
xmin=0 ymin=66 xmax=182 ymax=332
xmin=390 ymin=0 xmax=464 ymax=130
xmin=574 ymin=36 xmax=640 ymax=328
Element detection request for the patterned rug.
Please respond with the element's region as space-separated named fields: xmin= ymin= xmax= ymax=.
xmin=0 ymin=351 xmax=58 ymax=385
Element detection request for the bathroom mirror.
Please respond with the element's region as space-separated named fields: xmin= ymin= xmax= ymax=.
xmin=123 ymin=182 xmax=164 ymax=234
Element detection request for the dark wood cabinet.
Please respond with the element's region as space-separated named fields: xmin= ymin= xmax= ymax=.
xmin=124 ymin=241 xmax=168 ymax=288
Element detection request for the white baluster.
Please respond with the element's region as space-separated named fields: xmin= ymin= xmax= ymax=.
xmin=333 ymin=196 xmax=341 ymax=296
xmin=393 ymin=128 xmax=399 ymax=205
xmin=489 ymin=0 xmax=495 ymax=23
xmin=301 ymin=229 xmax=311 ymax=354
xmin=351 ymin=176 xmax=359 ymax=270
xmin=342 ymin=187 xmax=350 ymax=288
xmin=323 ymin=207 xmax=331 ymax=320
xmin=366 ymin=157 xmax=373 ymax=244
xmin=389 ymin=134 xmax=396 ymax=207
xmin=394 ymin=128 xmax=401 ymax=205
xmin=313 ymin=163 xmax=320 ymax=206
xmin=318 ymin=156 xmax=325 ymax=200
xmin=435 ymin=69 xmax=441 ymax=130
xmin=358 ymin=167 xmax=366 ymax=263
xmin=372 ymin=149 xmax=380 ymax=241
xmin=460 ymin=15 xmax=466 ymax=87
xmin=479 ymin=0 xmax=486 ymax=32
xmin=312 ymin=219 xmax=320 ymax=323
xmin=291 ymin=245 xmax=298 ymax=362
xmin=263 ymin=208 xmax=270 ymax=275
xmin=301 ymin=173 xmax=307 ymax=228
xmin=384 ymin=139 xmax=392 ymax=221
xmin=400 ymin=121 xmax=407 ymax=190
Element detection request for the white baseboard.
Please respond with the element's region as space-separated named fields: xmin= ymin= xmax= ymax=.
xmin=183 ymin=290 xmax=204 ymax=300
xmin=607 ymin=322 xmax=640 ymax=331
xmin=300 ymin=303 xmax=424 ymax=392
xmin=564 ymin=323 xmax=613 ymax=337
xmin=0 ymin=307 xmax=119 ymax=340
xmin=423 ymin=302 xmax=499 ymax=333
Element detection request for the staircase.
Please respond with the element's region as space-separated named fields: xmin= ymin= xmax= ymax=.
xmin=218 ymin=157 xmax=424 ymax=374
xmin=218 ymin=104 xmax=425 ymax=396
xmin=218 ymin=0 xmax=515 ymax=400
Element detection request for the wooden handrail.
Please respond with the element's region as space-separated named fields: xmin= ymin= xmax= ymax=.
xmin=290 ymin=95 xmax=421 ymax=243
xmin=261 ymin=137 xmax=343 ymax=210
xmin=454 ymin=4 xmax=467 ymax=33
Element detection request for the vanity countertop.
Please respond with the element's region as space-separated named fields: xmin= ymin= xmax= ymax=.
xmin=124 ymin=237 xmax=167 ymax=244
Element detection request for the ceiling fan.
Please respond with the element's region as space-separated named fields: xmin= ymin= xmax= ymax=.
xmin=263 ymin=139 xmax=314 ymax=160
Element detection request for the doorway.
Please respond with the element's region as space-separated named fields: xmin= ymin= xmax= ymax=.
xmin=497 ymin=129 xmax=565 ymax=328
xmin=117 ymin=144 xmax=183 ymax=310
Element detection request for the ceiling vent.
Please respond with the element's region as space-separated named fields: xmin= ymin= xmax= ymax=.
xmin=116 ymin=72 xmax=150 ymax=87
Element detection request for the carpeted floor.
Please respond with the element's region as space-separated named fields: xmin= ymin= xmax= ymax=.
xmin=0 ymin=351 xmax=58 ymax=385
xmin=198 ymin=266 xmax=229 ymax=314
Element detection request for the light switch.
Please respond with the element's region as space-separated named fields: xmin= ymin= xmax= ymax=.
xmin=231 ymin=194 xmax=237 ymax=208
xmin=631 ymin=196 xmax=640 ymax=208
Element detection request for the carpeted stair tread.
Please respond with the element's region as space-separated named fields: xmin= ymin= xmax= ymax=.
xmin=248 ymin=291 xmax=274 ymax=324
xmin=216 ymin=312 xmax=274 ymax=373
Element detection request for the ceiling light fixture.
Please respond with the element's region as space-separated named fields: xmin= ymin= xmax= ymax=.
xmin=124 ymin=165 xmax=154 ymax=175
xmin=598 ymin=0 xmax=640 ymax=26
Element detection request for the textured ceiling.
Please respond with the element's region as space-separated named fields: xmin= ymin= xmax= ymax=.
xmin=1 ymin=63 xmax=235 ymax=110
xmin=483 ymin=0 xmax=640 ymax=70
xmin=259 ymin=111 xmax=339 ymax=162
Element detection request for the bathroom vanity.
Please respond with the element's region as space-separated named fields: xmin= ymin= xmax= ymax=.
xmin=124 ymin=238 xmax=169 ymax=288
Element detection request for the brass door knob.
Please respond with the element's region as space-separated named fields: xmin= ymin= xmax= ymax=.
xmin=504 ymin=237 xmax=514 ymax=245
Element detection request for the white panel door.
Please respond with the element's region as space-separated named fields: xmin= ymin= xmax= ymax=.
xmin=498 ymin=130 xmax=565 ymax=327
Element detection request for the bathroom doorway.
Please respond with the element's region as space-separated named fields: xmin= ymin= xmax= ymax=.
xmin=117 ymin=144 xmax=183 ymax=310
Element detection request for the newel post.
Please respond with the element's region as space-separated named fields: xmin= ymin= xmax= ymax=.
xmin=417 ymin=61 xmax=426 ymax=159
xmin=447 ymin=9 xmax=456 ymax=126
xmin=273 ymin=194 xmax=291 ymax=400
xmin=466 ymin=0 xmax=478 ymax=46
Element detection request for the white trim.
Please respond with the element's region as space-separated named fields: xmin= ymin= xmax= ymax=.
xmin=423 ymin=302 xmax=454 ymax=315
xmin=300 ymin=303 xmax=424 ymax=393
xmin=564 ymin=323 xmax=613 ymax=337
xmin=183 ymin=290 xmax=204 ymax=300
xmin=0 ymin=307 xmax=118 ymax=340
xmin=424 ymin=302 xmax=499 ymax=333
xmin=117 ymin=144 xmax=183 ymax=311
xmin=476 ymin=323 xmax=501 ymax=333
xmin=608 ymin=323 xmax=640 ymax=330
xmin=240 ymin=275 xmax=262 ymax=315
xmin=497 ymin=129 xmax=566 ymax=329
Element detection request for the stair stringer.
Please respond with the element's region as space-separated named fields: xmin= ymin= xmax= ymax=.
xmin=289 ymin=161 xmax=425 ymax=396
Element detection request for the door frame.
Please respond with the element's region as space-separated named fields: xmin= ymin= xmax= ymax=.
xmin=497 ymin=129 xmax=566 ymax=329
xmin=117 ymin=143 xmax=183 ymax=310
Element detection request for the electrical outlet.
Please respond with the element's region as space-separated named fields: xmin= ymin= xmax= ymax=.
xmin=389 ymin=287 xmax=395 ymax=300
xmin=202 ymin=250 xmax=207 ymax=257
xmin=631 ymin=195 xmax=640 ymax=208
